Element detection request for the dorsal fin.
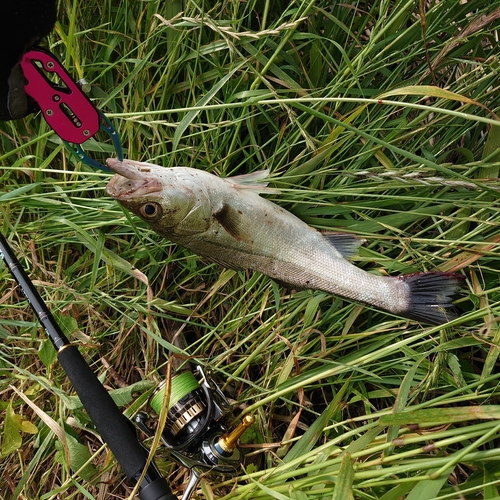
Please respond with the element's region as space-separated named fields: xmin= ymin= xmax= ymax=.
xmin=228 ymin=170 xmax=281 ymax=194
xmin=322 ymin=232 xmax=365 ymax=259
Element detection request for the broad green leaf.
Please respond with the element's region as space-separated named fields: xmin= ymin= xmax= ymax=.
xmin=54 ymin=432 xmax=98 ymax=482
xmin=108 ymin=380 xmax=156 ymax=407
xmin=0 ymin=403 xmax=37 ymax=460
xmin=10 ymin=385 xmax=69 ymax=464
xmin=447 ymin=353 xmax=467 ymax=388
xmin=18 ymin=418 xmax=38 ymax=435
xmin=1 ymin=402 xmax=22 ymax=458
xmin=54 ymin=312 xmax=79 ymax=337
xmin=63 ymin=379 xmax=155 ymax=410
xmin=38 ymin=339 xmax=57 ymax=368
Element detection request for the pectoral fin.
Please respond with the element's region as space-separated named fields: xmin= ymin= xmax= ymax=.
xmin=214 ymin=203 xmax=250 ymax=243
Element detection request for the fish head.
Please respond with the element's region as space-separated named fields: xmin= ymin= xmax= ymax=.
xmin=106 ymin=158 xmax=207 ymax=234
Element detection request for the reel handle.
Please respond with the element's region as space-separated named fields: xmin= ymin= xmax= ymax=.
xmin=216 ymin=414 xmax=255 ymax=455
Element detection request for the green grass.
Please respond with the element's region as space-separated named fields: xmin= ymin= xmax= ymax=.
xmin=1 ymin=0 xmax=500 ymax=498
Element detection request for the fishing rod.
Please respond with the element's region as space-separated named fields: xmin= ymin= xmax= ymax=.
xmin=0 ymin=233 xmax=254 ymax=499
xmin=0 ymin=232 xmax=175 ymax=500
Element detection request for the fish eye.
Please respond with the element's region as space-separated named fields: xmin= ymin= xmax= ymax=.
xmin=139 ymin=202 xmax=162 ymax=219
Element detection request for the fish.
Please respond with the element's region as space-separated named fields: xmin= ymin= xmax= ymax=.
xmin=105 ymin=158 xmax=463 ymax=325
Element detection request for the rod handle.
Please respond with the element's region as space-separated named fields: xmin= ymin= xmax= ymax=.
xmin=57 ymin=345 xmax=177 ymax=500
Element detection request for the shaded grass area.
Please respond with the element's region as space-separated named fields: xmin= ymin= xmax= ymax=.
xmin=1 ymin=0 xmax=500 ymax=499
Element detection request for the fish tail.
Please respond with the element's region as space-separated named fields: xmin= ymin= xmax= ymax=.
xmin=397 ymin=272 xmax=465 ymax=325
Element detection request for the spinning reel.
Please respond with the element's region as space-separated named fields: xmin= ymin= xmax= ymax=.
xmin=135 ymin=366 xmax=254 ymax=500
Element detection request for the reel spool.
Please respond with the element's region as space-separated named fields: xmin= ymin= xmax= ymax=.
xmin=135 ymin=366 xmax=254 ymax=500
xmin=149 ymin=371 xmax=212 ymax=448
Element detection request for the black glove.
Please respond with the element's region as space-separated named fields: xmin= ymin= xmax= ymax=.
xmin=0 ymin=0 xmax=57 ymax=120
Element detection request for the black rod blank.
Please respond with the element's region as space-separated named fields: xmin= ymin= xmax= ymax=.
xmin=0 ymin=233 xmax=176 ymax=500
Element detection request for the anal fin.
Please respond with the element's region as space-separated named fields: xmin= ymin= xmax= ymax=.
xmin=322 ymin=232 xmax=366 ymax=259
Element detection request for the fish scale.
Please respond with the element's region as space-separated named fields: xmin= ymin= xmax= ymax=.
xmin=106 ymin=158 xmax=464 ymax=325
xmin=184 ymin=208 xmax=403 ymax=312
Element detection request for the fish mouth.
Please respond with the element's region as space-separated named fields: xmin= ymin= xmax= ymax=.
xmin=105 ymin=158 xmax=163 ymax=200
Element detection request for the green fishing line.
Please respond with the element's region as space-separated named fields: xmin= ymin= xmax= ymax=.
xmin=150 ymin=371 xmax=200 ymax=413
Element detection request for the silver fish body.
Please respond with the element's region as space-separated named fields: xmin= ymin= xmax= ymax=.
xmin=106 ymin=158 xmax=462 ymax=325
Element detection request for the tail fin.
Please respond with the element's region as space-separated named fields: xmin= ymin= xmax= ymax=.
xmin=398 ymin=272 xmax=464 ymax=325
